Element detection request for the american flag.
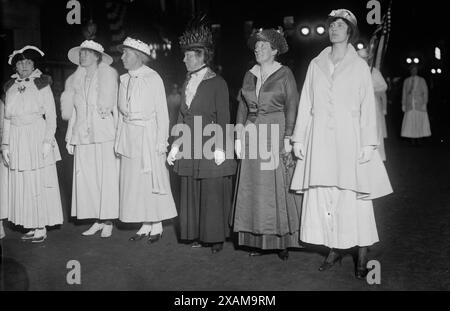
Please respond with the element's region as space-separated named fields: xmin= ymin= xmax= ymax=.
xmin=369 ymin=0 xmax=392 ymax=70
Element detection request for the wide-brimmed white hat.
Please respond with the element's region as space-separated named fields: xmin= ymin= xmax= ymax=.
xmin=117 ymin=37 xmax=151 ymax=56
xmin=68 ymin=40 xmax=113 ymax=65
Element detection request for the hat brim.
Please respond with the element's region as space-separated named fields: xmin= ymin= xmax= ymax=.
xmin=117 ymin=44 xmax=151 ymax=57
xmin=68 ymin=46 xmax=113 ymax=66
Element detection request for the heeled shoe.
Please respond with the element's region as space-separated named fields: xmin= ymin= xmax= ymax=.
xmin=248 ymin=251 xmax=263 ymax=257
xmin=82 ymin=223 xmax=104 ymax=236
xmin=191 ymin=241 xmax=202 ymax=248
xmin=277 ymin=249 xmax=289 ymax=261
xmin=100 ymin=224 xmax=113 ymax=238
xmin=318 ymin=252 xmax=342 ymax=271
xmin=355 ymin=265 xmax=369 ymax=280
xmin=21 ymin=230 xmax=35 ymax=241
xmin=147 ymin=233 xmax=162 ymax=244
xmin=129 ymin=233 xmax=148 ymax=241
xmin=30 ymin=234 xmax=47 ymax=243
xmin=211 ymin=243 xmax=223 ymax=254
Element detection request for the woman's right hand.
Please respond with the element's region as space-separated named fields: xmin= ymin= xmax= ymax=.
xmin=167 ymin=146 xmax=179 ymax=166
xmin=293 ymin=142 xmax=305 ymax=160
xmin=1 ymin=149 xmax=9 ymax=166
xmin=66 ymin=143 xmax=74 ymax=155
xmin=235 ymin=140 xmax=242 ymax=159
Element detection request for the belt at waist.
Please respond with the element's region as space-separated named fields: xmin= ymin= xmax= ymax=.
xmin=247 ymin=110 xmax=284 ymax=117
xmin=10 ymin=113 xmax=43 ymax=126
xmin=310 ymin=109 xmax=360 ymax=118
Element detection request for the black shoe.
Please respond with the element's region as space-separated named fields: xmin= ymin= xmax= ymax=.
xmin=318 ymin=250 xmax=342 ymax=271
xmin=248 ymin=251 xmax=263 ymax=257
xmin=211 ymin=243 xmax=223 ymax=254
xmin=148 ymin=233 xmax=162 ymax=244
xmin=191 ymin=241 xmax=202 ymax=248
xmin=277 ymin=249 xmax=289 ymax=261
xmin=129 ymin=233 xmax=147 ymax=241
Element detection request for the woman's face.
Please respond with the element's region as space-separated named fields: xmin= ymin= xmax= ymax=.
xmin=183 ymin=51 xmax=204 ymax=72
xmin=254 ymin=41 xmax=277 ymax=65
xmin=79 ymin=49 xmax=99 ymax=68
xmin=15 ymin=59 xmax=35 ymax=79
xmin=328 ymin=18 xmax=350 ymax=44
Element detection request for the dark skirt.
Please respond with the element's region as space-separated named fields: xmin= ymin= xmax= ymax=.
xmin=179 ymin=176 xmax=233 ymax=243
xmin=233 ymin=140 xmax=303 ymax=250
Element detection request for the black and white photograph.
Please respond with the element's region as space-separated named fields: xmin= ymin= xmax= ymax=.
xmin=0 ymin=0 xmax=449 ymax=298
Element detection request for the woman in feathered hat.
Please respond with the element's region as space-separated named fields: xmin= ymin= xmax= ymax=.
xmin=232 ymin=28 xmax=302 ymax=260
xmin=115 ymin=37 xmax=177 ymax=242
xmin=291 ymin=9 xmax=393 ymax=278
xmin=61 ymin=40 xmax=120 ymax=238
xmin=1 ymin=46 xmax=63 ymax=242
xmin=167 ymin=19 xmax=236 ymax=253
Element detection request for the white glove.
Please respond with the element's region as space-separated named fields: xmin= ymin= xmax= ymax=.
xmin=235 ymin=140 xmax=242 ymax=159
xmin=214 ymin=150 xmax=225 ymax=166
xmin=167 ymin=146 xmax=179 ymax=166
xmin=284 ymin=138 xmax=292 ymax=153
xmin=66 ymin=143 xmax=74 ymax=155
xmin=293 ymin=142 xmax=305 ymax=160
xmin=359 ymin=146 xmax=376 ymax=164
xmin=42 ymin=142 xmax=52 ymax=158
xmin=1 ymin=149 xmax=9 ymax=166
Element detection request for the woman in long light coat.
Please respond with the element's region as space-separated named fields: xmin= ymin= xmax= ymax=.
xmin=116 ymin=37 xmax=177 ymax=242
xmin=1 ymin=46 xmax=63 ymax=242
xmin=401 ymin=65 xmax=431 ymax=143
xmin=0 ymin=98 xmax=7 ymax=239
xmin=61 ymin=40 xmax=120 ymax=237
xmin=291 ymin=9 xmax=392 ymax=279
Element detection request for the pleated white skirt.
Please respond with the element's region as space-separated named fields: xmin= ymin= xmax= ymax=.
xmin=300 ymin=187 xmax=379 ymax=249
xmin=401 ymin=110 xmax=431 ymax=138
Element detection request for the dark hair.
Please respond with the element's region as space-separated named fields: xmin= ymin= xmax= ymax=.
xmin=11 ymin=50 xmax=42 ymax=68
xmin=327 ymin=17 xmax=359 ymax=44
xmin=189 ymin=47 xmax=214 ymax=66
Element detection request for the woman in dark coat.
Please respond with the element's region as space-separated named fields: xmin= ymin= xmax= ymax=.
xmin=167 ymin=21 xmax=236 ymax=253
xmin=232 ymin=28 xmax=302 ymax=260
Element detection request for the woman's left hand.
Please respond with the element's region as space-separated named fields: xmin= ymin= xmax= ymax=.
xmin=214 ymin=150 xmax=226 ymax=166
xmin=42 ymin=142 xmax=52 ymax=158
xmin=358 ymin=146 xmax=376 ymax=164
xmin=284 ymin=138 xmax=292 ymax=153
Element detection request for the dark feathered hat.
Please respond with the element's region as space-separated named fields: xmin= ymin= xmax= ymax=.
xmin=179 ymin=15 xmax=213 ymax=52
xmin=247 ymin=27 xmax=289 ymax=55
xmin=8 ymin=45 xmax=45 ymax=66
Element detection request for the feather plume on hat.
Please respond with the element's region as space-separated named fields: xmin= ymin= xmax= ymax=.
xmin=179 ymin=14 xmax=214 ymax=52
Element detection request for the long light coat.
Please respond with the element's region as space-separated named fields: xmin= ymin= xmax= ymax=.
xmin=291 ymin=45 xmax=392 ymax=200
xmin=61 ymin=62 xmax=119 ymax=145
xmin=402 ymin=75 xmax=428 ymax=112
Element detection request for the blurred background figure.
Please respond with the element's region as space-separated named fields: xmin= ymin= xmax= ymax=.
xmin=401 ymin=65 xmax=431 ymax=145
xmin=166 ymin=82 xmax=181 ymax=133
xmin=357 ymin=47 xmax=388 ymax=161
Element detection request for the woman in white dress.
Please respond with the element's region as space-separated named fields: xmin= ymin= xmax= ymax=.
xmin=1 ymin=46 xmax=63 ymax=243
xmin=61 ymin=40 xmax=120 ymax=237
xmin=401 ymin=65 xmax=431 ymax=144
xmin=0 ymin=98 xmax=7 ymax=239
xmin=291 ymin=9 xmax=393 ymax=279
xmin=357 ymin=48 xmax=388 ymax=161
xmin=115 ymin=37 xmax=177 ymax=242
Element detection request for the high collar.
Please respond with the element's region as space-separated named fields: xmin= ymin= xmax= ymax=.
xmin=187 ymin=65 xmax=208 ymax=77
xmin=128 ymin=65 xmax=152 ymax=77
xmin=314 ymin=44 xmax=358 ymax=81
xmin=12 ymin=69 xmax=42 ymax=81
xmin=185 ymin=66 xmax=216 ymax=83
xmin=249 ymin=61 xmax=282 ymax=79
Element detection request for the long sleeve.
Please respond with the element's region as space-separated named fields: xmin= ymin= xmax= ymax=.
xmin=42 ymin=86 xmax=58 ymax=144
xmin=152 ymin=75 xmax=170 ymax=150
xmin=0 ymin=100 xmax=4 ymax=145
xmin=60 ymin=73 xmax=76 ymax=121
xmin=65 ymin=107 xmax=76 ymax=143
xmin=422 ymin=78 xmax=429 ymax=106
xmin=283 ymin=68 xmax=299 ymax=137
xmin=291 ymin=63 xmax=313 ymax=144
xmin=235 ymin=89 xmax=248 ymax=140
xmin=97 ymin=64 xmax=119 ymax=117
xmin=401 ymin=78 xmax=407 ymax=111
xmin=359 ymin=64 xmax=379 ymax=147
xmin=214 ymin=78 xmax=230 ymax=151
